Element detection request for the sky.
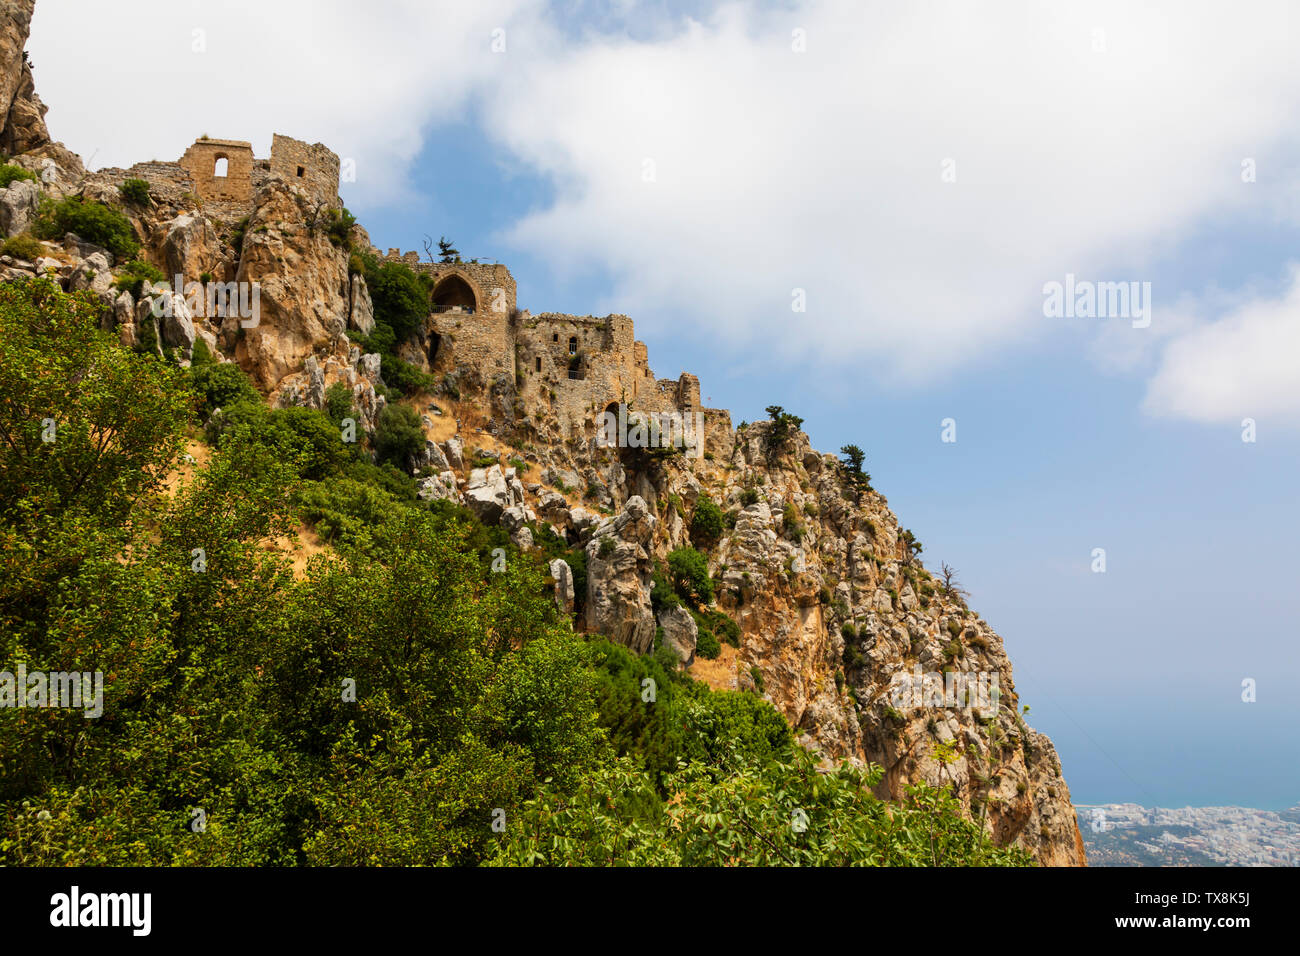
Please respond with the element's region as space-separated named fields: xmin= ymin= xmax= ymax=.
xmin=30 ymin=0 xmax=1300 ymax=809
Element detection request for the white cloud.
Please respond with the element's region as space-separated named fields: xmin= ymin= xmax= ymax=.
xmin=28 ymin=0 xmax=1300 ymax=398
xmin=1142 ymin=264 xmax=1300 ymax=424
xmin=28 ymin=0 xmax=540 ymax=205
xmin=476 ymin=0 xmax=1300 ymax=383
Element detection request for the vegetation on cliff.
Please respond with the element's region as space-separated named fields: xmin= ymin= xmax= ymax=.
xmin=0 ymin=278 xmax=1032 ymax=866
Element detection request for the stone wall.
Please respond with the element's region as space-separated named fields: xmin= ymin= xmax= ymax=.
xmin=270 ymin=133 xmax=340 ymax=206
xmin=178 ymin=138 xmax=254 ymax=203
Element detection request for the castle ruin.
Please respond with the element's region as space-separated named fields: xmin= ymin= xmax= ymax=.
xmin=379 ymin=249 xmax=728 ymax=452
xmin=111 ymin=132 xmax=342 ymax=219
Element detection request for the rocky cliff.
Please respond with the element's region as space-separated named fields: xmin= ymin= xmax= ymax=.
xmin=0 ymin=0 xmax=1085 ymax=865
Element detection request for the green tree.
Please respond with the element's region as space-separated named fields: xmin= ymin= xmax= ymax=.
xmin=373 ymin=402 xmax=424 ymax=469
xmin=690 ymin=495 xmax=724 ymax=549
xmin=667 ymin=546 xmax=713 ymax=607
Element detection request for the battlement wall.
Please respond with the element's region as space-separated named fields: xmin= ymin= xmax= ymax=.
xmin=270 ymin=134 xmax=340 ymax=206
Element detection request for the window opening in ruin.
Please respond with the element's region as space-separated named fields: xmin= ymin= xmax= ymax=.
xmin=568 ymin=336 xmax=577 ymax=355
xmin=535 ymin=357 xmax=542 ymax=372
xmin=213 ymin=156 xmax=229 ymax=178
xmin=432 ymin=275 xmax=477 ymax=313
xmin=568 ymin=354 xmax=584 ymax=380
xmin=552 ymin=333 xmax=558 ymax=343
xmin=296 ymin=166 xmax=305 ymax=178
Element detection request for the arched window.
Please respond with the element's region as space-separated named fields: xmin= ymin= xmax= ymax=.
xmin=431 ymin=274 xmax=477 ymax=313
xmin=213 ymin=156 xmax=229 ymax=178
xmin=568 ymin=336 xmax=578 ymax=356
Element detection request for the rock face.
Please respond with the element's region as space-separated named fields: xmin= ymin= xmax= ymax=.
xmin=585 ymin=496 xmax=657 ymax=653
xmin=159 ymin=213 xmax=221 ymax=282
xmin=0 ymin=178 xmax=38 ymax=236
xmin=657 ymin=605 xmax=698 ymax=667
xmin=0 ymin=0 xmax=50 ymax=155
xmin=549 ymin=558 xmax=575 ymax=615
xmin=234 ymin=180 xmax=349 ymax=390
xmin=463 ymin=465 xmax=514 ymax=524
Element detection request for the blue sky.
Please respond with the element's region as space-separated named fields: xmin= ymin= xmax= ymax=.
xmin=32 ymin=0 xmax=1300 ymax=809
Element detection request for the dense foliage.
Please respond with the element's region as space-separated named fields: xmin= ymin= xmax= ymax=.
xmin=32 ymin=196 xmax=140 ymax=260
xmin=0 ymin=278 xmax=1032 ymax=867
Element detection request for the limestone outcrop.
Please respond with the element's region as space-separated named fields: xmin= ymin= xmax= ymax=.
xmin=585 ymin=496 xmax=657 ymax=653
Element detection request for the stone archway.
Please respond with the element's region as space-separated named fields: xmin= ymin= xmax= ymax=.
xmin=432 ymin=274 xmax=478 ymax=313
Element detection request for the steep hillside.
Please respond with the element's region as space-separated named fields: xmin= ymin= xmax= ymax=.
xmin=0 ymin=0 xmax=1083 ymax=865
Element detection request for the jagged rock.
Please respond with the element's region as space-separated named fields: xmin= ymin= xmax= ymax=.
xmin=160 ymin=213 xmax=220 ymax=282
xmin=510 ymin=525 xmax=534 ymax=550
xmin=568 ymin=507 xmax=599 ymax=535
xmin=549 ymin=558 xmax=575 ymax=615
xmin=585 ymin=496 xmax=657 ymax=653
xmin=414 ymin=439 xmax=449 ymax=473
xmin=358 ymin=352 xmax=381 ymax=382
xmin=68 ymin=251 xmax=112 ymax=297
xmin=158 ymin=292 xmax=196 ymax=360
xmin=349 ymin=272 xmax=374 ymax=335
xmin=500 ymin=504 xmax=531 ymax=533
xmin=234 ymin=180 xmax=349 ymax=390
xmin=657 ymin=605 xmax=698 ymax=668
xmin=0 ymin=1 xmax=51 ymax=155
xmin=416 ymin=470 xmax=459 ymax=504
xmin=464 ymin=465 xmax=511 ymax=524
xmin=543 ymin=466 xmax=582 ymax=492
xmin=0 ymin=178 xmax=38 ymax=236
xmin=537 ymin=490 xmax=569 ymax=524
xmin=61 ymin=234 xmax=112 ymax=266
xmin=301 ymin=355 xmax=326 ymax=408
xmin=442 ymin=436 xmax=463 ymax=470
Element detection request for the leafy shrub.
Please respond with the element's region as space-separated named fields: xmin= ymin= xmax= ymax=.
xmin=740 ymin=487 xmax=759 ymax=507
xmin=782 ymin=502 xmax=805 ymax=543
xmin=0 ymin=234 xmax=43 ymax=261
xmin=112 ymin=258 xmax=166 ymax=297
xmin=374 ymin=402 xmax=424 ymax=469
xmin=324 ymin=382 xmax=356 ymax=426
xmin=189 ymin=337 xmax=214 ymax=368
xmin=690 ymin=495 xmax=724 ymax=548
xmin=119 ymin=178 xmax=152 ymax=206
xmin=667 ymin=547 xmax=713 ymax=607
xmin=359 ymin=252 xmax=430 ymax=342
xmin=187 ymin=361 xmax=259 ymax=421
xmin=380 ymin=352 xmax=437 ymax=396
xmin=209 ymin=401 xmax=350 ymax=481
xmin=0 ymin=162 xmax=37 ymax=188
xmin=33 ymin=196 xmax=139 ymax=260
xmin=296 ymin=475 xmax=395 ymax=544
xmin=322 ymin=207 xmax=355 ymax=248
xmin=694 ymin=626 xmax=721 ymax=659
xmin=229 ymin=215 xmax=250 ymax=253
xmin=598 ymin=536 xmax=615 ymax=558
